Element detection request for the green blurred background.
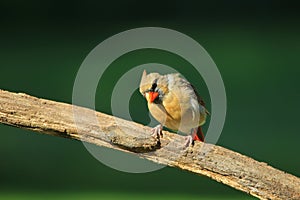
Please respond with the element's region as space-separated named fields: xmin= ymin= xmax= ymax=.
xmin=1 ymin=1 xmax=299 ymax=199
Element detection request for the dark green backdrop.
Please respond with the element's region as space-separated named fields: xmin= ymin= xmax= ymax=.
xmin=1 ymin=1 xmax=299 ymax=199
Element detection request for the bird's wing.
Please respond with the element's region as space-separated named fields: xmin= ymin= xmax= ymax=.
xmin=190 ymin=84 xmax=210 ymax=115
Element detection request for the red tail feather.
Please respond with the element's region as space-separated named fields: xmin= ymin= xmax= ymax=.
xmin=193 ymin=126 xmax=205 ymax=142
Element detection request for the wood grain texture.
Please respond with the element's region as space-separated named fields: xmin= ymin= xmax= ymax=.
xmin=0 ymin=89 xmax=299 ymax=200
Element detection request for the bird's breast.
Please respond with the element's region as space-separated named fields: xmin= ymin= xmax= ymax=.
xmin=147 ymin=92 xmax=188 ymax=131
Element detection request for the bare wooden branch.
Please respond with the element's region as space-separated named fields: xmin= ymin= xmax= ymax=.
xmin=0 ymin=89 xmax=299 ymax=200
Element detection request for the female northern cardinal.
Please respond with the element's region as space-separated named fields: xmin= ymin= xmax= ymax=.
xmin=139 ymin=70 xmax=209 ymax=146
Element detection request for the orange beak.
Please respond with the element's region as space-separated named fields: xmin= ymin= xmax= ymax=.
xmin=145 ymin=92 xmax=159 ymax=103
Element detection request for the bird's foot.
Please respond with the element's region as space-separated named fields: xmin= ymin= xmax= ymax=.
xmin=184 ymin=135 xmax=195 ymax=147
xmin=151 ymin=124 xmax=163 ymax=139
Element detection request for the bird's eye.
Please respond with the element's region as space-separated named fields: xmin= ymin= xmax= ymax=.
xmin=151 ymin=83 xmax=157 ymax=91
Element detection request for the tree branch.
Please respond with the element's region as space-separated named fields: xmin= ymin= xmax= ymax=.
xmin=0 ymin=89 xmax=299 ymax=200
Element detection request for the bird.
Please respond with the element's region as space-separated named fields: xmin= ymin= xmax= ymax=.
xmin=139 ymin=70 xmax=209 ymax=146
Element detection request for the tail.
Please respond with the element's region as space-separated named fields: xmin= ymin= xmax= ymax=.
xmin=192 ymin=126 xmax=205 ymax=142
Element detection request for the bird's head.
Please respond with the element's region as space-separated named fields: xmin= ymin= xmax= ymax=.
xmin=139 ymin=70 xmax=168 ymax=104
